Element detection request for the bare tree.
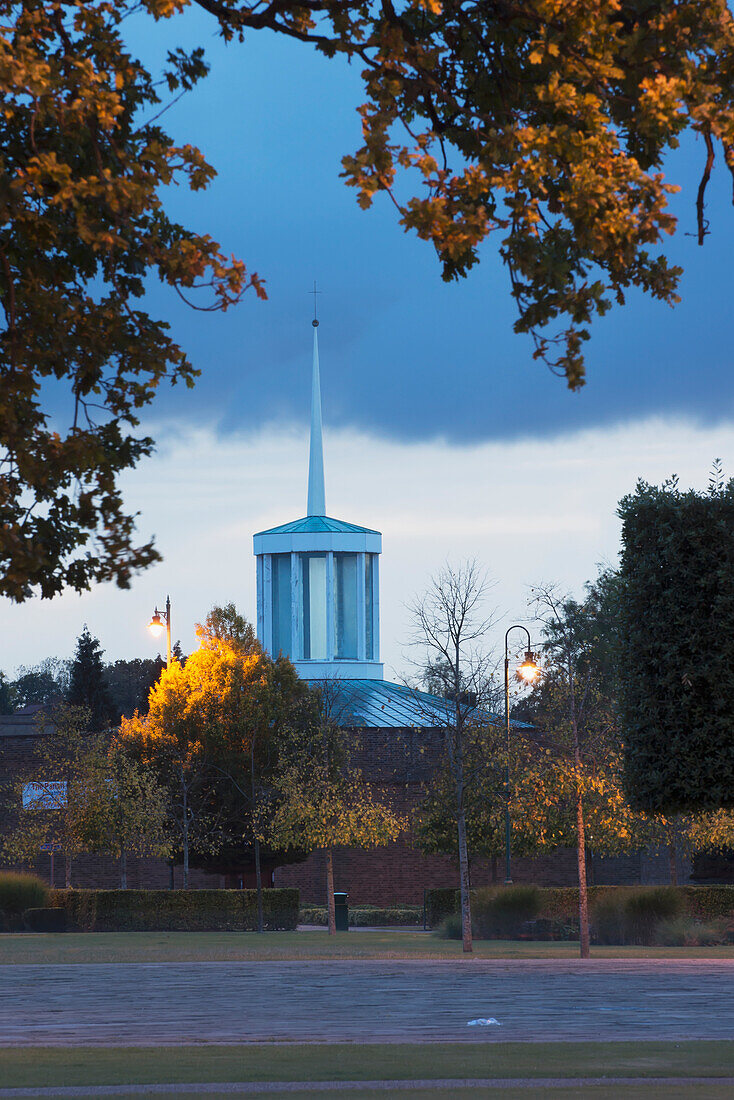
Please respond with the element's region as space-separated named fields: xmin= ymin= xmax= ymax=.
xmin=530 ymin=584 xmax=595 ymax=959
xmin=408 ymin=561 xmax=499 ymax=954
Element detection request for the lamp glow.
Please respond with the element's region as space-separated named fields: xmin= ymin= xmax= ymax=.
xmin=517 ymin=650 xmax=541 ymax=683
xmin=148 ymin=611 xmax=163 ymax=638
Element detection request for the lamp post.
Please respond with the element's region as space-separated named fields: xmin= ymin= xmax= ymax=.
xmin=504 ymin=625 xmax=540 ymax=885
xmin=148 ymin=595 xmax=172 ymax=669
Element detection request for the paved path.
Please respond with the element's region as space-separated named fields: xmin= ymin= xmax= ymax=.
xmin=1 ymin=959 xmax=732 ymax=1045
xmin=1 ymin=1080 xmax=734 ymax=1097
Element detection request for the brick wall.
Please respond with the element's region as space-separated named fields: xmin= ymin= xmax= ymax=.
xmin=1 ymin=717 xmax=688 ymax=900
xmin=274 ymin=842 xmax=582 ymax=906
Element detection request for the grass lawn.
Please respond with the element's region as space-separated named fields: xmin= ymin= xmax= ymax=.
xmin=0 ymin=1041 xmax=732 ymax=1089
xmin=94 ymin=1092 xmax=734 ymax=1100
xmin=2 ymin=930 xmax=734 ymax=964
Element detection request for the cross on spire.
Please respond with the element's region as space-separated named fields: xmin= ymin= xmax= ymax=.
xmin=310 ymin=280 xmax=322 ymax=326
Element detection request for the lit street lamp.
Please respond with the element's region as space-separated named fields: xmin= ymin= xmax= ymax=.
xmin=148 ymin=595 xmax=172 ymax=669
xmin=504 ymin=625 xmax=540 ymax=885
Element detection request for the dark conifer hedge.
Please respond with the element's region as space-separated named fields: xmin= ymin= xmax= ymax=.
xmin=617 ymin=476 xmax=734 ymax=813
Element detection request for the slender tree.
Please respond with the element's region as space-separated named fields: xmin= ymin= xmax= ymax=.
xmin=415 ymin=719 xmax=547 ymax=879
xmin=530 ymin=585 xmax=603 ymax=959
xmin=269 ymin=686 xmax=405 ymax=935
xmin=408 ymin=561 xmax=499 ymax=953
xmin=3 ymin=706 xmax=97 ymax=886
xmin=82 ymin=740 xmax=171 ymax=888
xmin=193 ymin=604 xmax=312 ymax=931
xmin=120 ymin=662 xmax=224 ymax=889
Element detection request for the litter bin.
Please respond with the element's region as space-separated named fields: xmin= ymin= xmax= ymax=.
xmin=334 ymin=892 xmax=349 ymax=932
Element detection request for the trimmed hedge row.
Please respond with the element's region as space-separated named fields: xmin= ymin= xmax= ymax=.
xmin=49 ymin=889 xmax=299 ymax=932
xmin=299 ymin=906 xmax=422 ymax=927
xmin=425 ymin=885 xmax=734 ymax=929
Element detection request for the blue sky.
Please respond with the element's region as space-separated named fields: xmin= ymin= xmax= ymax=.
xmin=130 ymin=7 xmax=734 ymax=446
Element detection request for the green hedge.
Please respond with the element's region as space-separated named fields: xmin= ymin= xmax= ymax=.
xmin=424 ymin=885 xmax=734 ymax=930
xmin=617 ymin=481 xmax=734 ymax=812
xmin=299 ymin=906 xmax=422 ymax=927
xmin=680 ymin=886 xmax=734 ymax=920
xmin=49 ymin=889 xmax=299 ymax=932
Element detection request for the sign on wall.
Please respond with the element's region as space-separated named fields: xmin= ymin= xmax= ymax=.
xmin=22 ymin=781 xmax=67 ymax=809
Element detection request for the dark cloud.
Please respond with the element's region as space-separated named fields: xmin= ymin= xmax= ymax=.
xmin=131 ymin=10 xmax=734 ymax=445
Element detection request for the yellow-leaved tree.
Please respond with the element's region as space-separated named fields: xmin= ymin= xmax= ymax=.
xmin=268 ymin=685 xmax=406 ymax=935
xmin=120 ymin=604 xmax=312 ymax=915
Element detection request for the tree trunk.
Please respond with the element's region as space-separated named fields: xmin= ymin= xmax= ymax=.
xmin=183 ymin=834 xmax=189 ymax=889
xmin=666 ymin=824 xmax=679 ymax=885
xmin=568 ymin=652 xmax=590 ymax=960
xmin=181 ymin=765 xmax=189 ymax=890
xmin=457 ymin=807 xmax=473 ymax=954
xmin=576 ymin=789 xmax=590 ymax=959
xmin=64 ymin=852 xmax=72 ymax=889
xmin=326 ymin=847 xmax=336 ymax=935
xmin=251 ymin=747 xmax=264 ymax=933
xmin=120 ymin=848 xmax=127 ymax=890
xmin=254 ymin=835 xmax=264 ymax=934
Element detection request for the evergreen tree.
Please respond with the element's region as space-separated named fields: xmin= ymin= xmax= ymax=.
xmin=67 ymin=627 xmax=114 ymax=732
xmin=103 ymin=657 xmax=166 ymax=722
xmin=0 ymin=672 xmax=14 ymax=715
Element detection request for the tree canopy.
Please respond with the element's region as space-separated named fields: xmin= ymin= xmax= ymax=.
xmin=119 ymin=603 xmax=312 ymax=885
xmin=0 ymin=1 xmax=263 ymax=602
xmin=198 ymin=0 xmax=734 ymax=386
xmin=7 ymin=657 xmax=69 ymax=709
xmin=4 ymin=1 xmax=734 ymax=599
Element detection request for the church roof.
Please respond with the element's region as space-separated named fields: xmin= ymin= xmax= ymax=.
xmin=254 ymin=515 xmax=380 ymax=537
xmin=315 ymin=678 xmax=534 ymax=731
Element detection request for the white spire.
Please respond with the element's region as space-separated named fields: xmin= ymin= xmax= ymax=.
xmin=307 ymin=320 xmax=326 ymax=516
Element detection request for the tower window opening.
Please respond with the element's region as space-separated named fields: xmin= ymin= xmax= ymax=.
xmin=335 ymin=553 xmax=358 ymax=659
xmin=271 ymin=553 xmax=291 ymax=658
xmin=302 ymin=553 xmax=327 ymax=659
xmin=365 ymin=553 xmax=374 ymax=659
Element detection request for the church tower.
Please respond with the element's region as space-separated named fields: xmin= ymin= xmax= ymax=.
xmin=254 ymin=319 xmax=384 ymax=681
